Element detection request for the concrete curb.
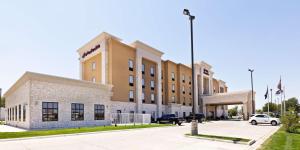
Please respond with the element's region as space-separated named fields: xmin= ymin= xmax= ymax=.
xmin=247 ymin=125 xmax=281 ymax=150
xmin=185 ymin=135 xmax=255 ymax=145
xmin=0 ymin=125 xmax=176 ymax=142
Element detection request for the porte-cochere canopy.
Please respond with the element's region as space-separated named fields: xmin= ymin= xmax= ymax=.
xmin=202 ymin=90 xmax=255 ymax=120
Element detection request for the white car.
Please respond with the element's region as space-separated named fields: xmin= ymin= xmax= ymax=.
xmin=249 ymin=114 xmax=280 ymax=126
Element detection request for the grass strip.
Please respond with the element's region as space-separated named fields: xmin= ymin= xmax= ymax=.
xmin=258 ymin=127 xmax=300 ymax=150
xmin=186 ymin=133 xmax=251 ymax=142
xmin=0 ymin=124 xmax=171 ymax=139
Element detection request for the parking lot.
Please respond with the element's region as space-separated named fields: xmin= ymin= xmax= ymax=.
xmin=0 ymin=121 xmax=279 ymax=150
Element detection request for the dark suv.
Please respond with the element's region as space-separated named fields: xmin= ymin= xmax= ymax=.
xmin=157 ymin=114 xmax=184 ymax=125
xmin=185 ymin=113 xmax=204 ymax=123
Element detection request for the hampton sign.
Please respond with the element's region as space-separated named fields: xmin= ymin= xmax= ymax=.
xmin=82 ymin=44 xmax=100 ymax=59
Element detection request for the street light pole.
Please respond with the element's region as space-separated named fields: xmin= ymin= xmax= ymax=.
xmin=248 ymin=69 xmax=255 ymax=115
xmin=183 ymin=9 xmax=198 ymax=136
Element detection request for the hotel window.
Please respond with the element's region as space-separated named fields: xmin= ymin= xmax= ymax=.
xmin=150 ymin=66 xmax=155 ymax=77
xmin=42 ymin=102 xmax=58 ymax=122
xmin=23 ymin=105 xmax=26 ymax=122
xmin=171 ymin=96 xmax=175 ymax=103
xmin=129 ymin=90 xmax=134 ymax=102
xmin=92 ymin=77 xmax=96 ymax=83
xmin=142 ymin=92 xmax=145 ymax=103
xmin=182 ymin=75 xmax=185 ymax=83
xmin=92 ymin=62 xmax=96 ymax=70
xmin=94 ymin=104 xmax=105 ymax=120
xmin=18 ymin=105 xmax=21 ymax=121
xmin=15 ymin=106 xmax=17 ymax=121
xmin=142 ymin=78 xmax=145 ymax=88
xmin=183 ymin=97 xmax=186 ymax=105
xmin=172 ymin=84 xmax=175 ymax=93
xmin=128 ymin=59 xmax=134 ymax=71
xmin=7 ymin=108 xmax=9 ymax=121
xmin=71 ymin=103 xmax=84 ymax=121
xmin=189 ymin=87 xmax=192 ymax=95
xmin=151 ymin=93 xmax=155 ymax=103
xmin=129 ymin=75 xmax=134 ymax=86
xmin=189 ymin=76 xmax=192 ymax=85
xmin=171 ymin=72 xmax=175 ymax=81
xmin=142 ymin=64 xmax=145 ymax=74
xmin=150 ymin=80 xmax=155 ymax=90
xmin=182 ymin=86 xmax=185 ymax=94
xmin=12 ymin=108 xmax=14 ymax=121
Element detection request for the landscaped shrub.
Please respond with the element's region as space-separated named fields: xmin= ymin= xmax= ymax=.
xmin=281 ymin=107 xmax=299 ymax=133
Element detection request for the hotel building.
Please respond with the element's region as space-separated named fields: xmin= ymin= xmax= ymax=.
xmin=78 ymin=32 xmax=254 ymax=119
xmin=4 ymin=32 xmax=255 ymax=129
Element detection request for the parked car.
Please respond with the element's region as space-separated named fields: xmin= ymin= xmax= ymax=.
xmin=185 ymin=113 xmax=204 ymax=123
xmin=157 ymin=114 xmax=184 ymax=125
xmin=249 ymin=114 xmax=280 ymax=126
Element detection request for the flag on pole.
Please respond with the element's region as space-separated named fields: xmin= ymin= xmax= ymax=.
xmin=264 ymin=86 xmax=269 ymax=99
xmin=276 ymin=77 xmax=283 ymax=95
xmin=277 ymin=77 xmax=282 ymax=91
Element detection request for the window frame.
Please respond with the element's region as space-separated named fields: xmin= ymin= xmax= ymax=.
xmin=129 ymin=75 xmax=134 ymax=86
xmin=129 ymin=90 xmax=134 ymax=102
xmin=151 ymin=93 xmax=155 ymax=103
xmin=42 ymin=102 xmax=59 ymax=122
xmin=150 ymin=66 xmax=155 ymax=76
xmin=71 ymin=103 xmax=84 ymax=121
xmin=128 ymin=59 xmax=134 ymax=71
xmin=150 ymin=80 xmax=155 ymax=90
xmin=92 ymin=62 xmax=96 ymax=70
xmin=94 ymin=104 xmax=105 ymax=120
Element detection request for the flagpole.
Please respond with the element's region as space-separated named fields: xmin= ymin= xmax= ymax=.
xmin=267 ymin=91 xmax=270 ymax=115
xmin=284 ymin=86 xmax=286 ymax=114
xmin=270 ymin=88 xmax=273 ymax=113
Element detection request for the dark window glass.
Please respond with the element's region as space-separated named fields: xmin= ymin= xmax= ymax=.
xmin=42 ymin=102 xmax=58 ymax=121
xmin=15 ymin=106 xmax=17 ymax=121
xmin=19 ymin=105 xmax=21 ymax=121
xmin=256 ymin=115 xmax=264 ymax=118
xmin=23 ymin=105 xmax=26 ymax=122
xmin=94 ymin=104 xmax=105 ymax=120
xmin=71 ymin=103 xmax=84 ymax=121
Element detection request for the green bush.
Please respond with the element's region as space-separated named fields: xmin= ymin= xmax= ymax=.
xmin=281 ymin=107 xmax=299 ymax=133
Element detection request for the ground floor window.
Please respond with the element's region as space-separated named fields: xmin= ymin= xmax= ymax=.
xmin=94 ymin=104 xmax=105 ymax=120
xmin=18 ymin=105 xmax=21 ymax=121
xmin=23 ymin=105 xmax=26 ymax=122
xmin=42 ymin=102 xmax=58 ymax=121
xmin=15 ymin=106 xmax=17 ymax=121
xmin=71 ymin=103 xmax=84 ymax=121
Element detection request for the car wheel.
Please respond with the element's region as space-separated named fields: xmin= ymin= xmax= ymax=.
xmin=271 ymin=121 xmax=277 ymax=126
xmin=251 ymin=120 xmax=257 ymax=125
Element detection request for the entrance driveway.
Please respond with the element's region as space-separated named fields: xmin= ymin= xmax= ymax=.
xmin=0 ymin=121 xmax=279 ymax=150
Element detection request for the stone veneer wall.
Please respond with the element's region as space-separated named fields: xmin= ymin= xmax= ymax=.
xmin=29 ymin=80 xmax=112 ymax=129
xmin=5 ymin=81 xmax=31 ymax=129
xmin=110 ymin=101 xmax=136 ymax=114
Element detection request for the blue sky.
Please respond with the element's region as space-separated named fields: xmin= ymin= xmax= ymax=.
xmin=0 ymin=0 xmax=299 ymax=109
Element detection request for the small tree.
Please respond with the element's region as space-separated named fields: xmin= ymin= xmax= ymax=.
xmin=228 ymin=106 xmax=238 ymax=118
xmin=281 ymin=107 xmax=299 ymax=133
